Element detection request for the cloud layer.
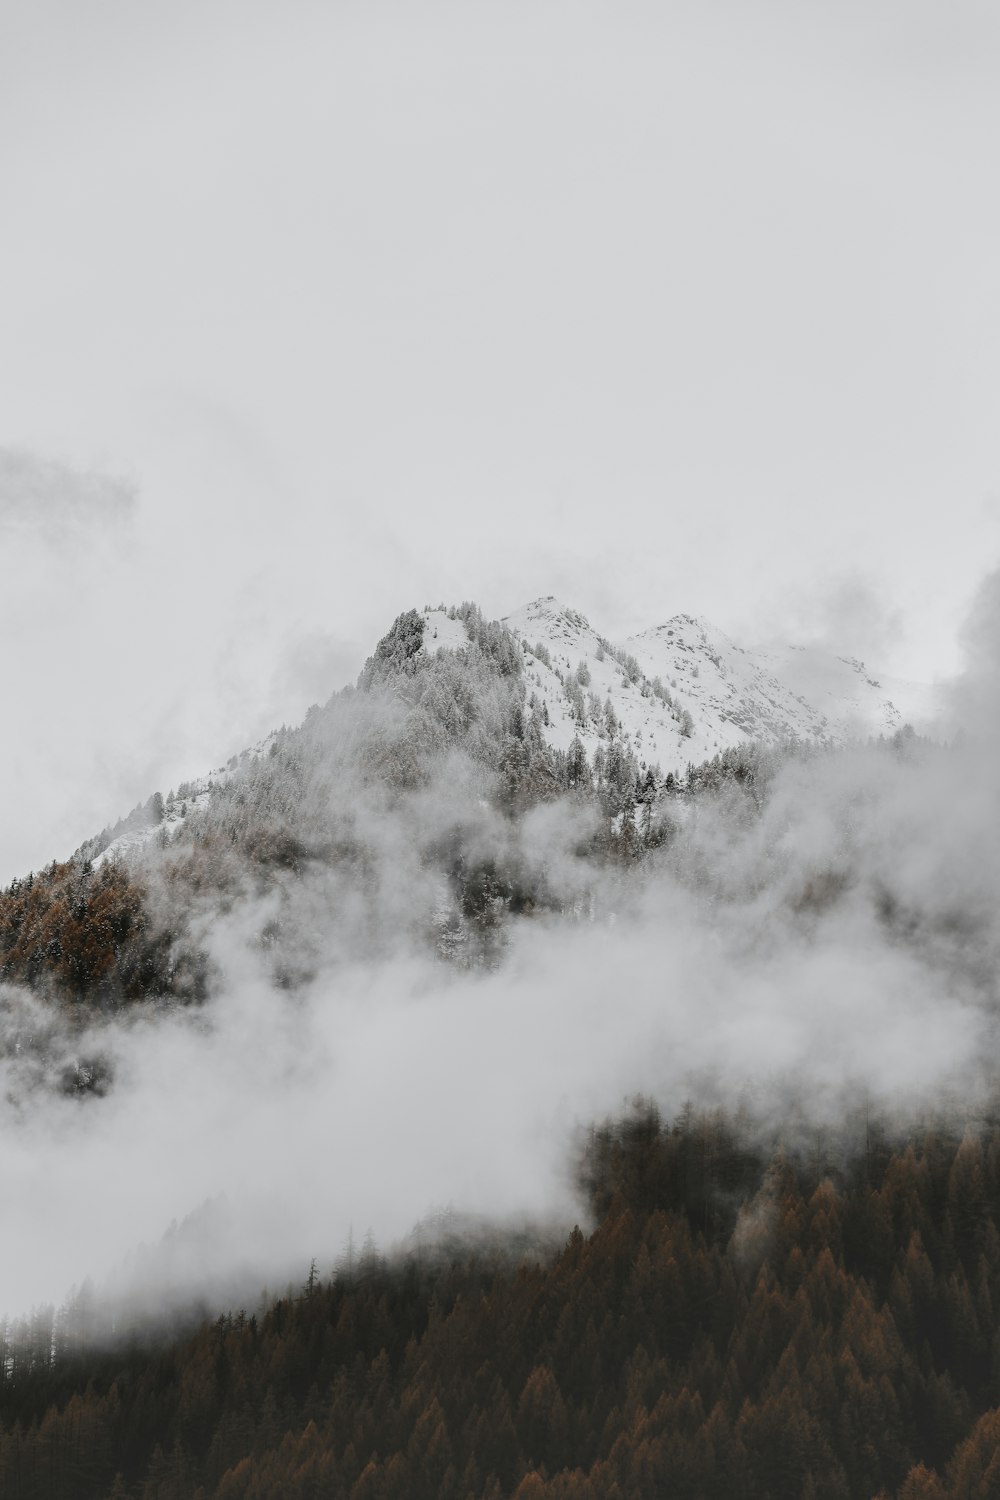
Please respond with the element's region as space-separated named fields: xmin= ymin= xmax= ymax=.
xmin=1 ymin=577 xmax=1000 ymax=1326
xmin=0 ymin=447 xmax=136 ymax=537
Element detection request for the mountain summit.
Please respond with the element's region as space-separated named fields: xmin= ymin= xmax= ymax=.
xmin=64 ymin=596 xmax=935 ymax=883
xmin=503 ymin=594 xmax=935 ymax=777
xmin=0 ymin=588 xmax=945 ymax=1047
xmin=65 ymin=595 xmax=937 ymax=880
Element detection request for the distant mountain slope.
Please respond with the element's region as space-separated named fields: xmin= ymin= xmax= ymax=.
xmin=75 ymin=596 xmax=937 ymax=873
xmin=504 ymin=595 xmax=936 ymax=779
xmin=0 ymin=594 xmax=955 ymax=1074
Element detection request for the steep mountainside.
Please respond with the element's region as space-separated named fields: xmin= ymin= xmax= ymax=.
xmin=505 ymin=595 xmax=935 ymax=780
xmin=72 ymin=597 xmax=935 ymax=873
xmin=0 ymin=594 xmax=947 ymax=1031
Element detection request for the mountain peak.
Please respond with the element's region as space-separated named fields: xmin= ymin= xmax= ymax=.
xmin=634 ymin=613 xmax=733 ymax=649
xmin=78 ymin=594 xmax=938 ymax=876
xmin=504 ymin=592 xmax=935 ymax=776
xmin=503 ymin=596 xmax=597 ymax=646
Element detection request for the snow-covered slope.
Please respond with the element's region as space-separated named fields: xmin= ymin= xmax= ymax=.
xmin=87 ymin=732 xmax=281 ymax=870
xmin=83 ymin=595 xmax=939 ymax=868
xmin=748 ymin=640 xmax=940 ymax=741
xmin=421 ymin=608 xmax=472 ymax=654
xmin=89 ymin=788 xmax=213 ymax=870
xmin=504 ymin=596 xmax=937 ymax=781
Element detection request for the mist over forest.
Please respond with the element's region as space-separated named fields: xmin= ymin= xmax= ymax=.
xmin=3 ymin=583 xmax=1000 ymax=1497
xmin=1 ymin=591 xmax=996 ymax=1299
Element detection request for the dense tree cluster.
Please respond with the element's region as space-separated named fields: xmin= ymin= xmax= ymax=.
xmin=679 ymin=741 xmax=797 ymax=803
xmin=4 ymin=1109 xmax=1000 ymax=1497
xmin=0 ymin=860 xmax=174 ymax=1004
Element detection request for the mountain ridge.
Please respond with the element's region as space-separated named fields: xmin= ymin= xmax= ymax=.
xmin=73 ymin=594 xmax=938 ymax=874
xmin=504 ymin=592 xmax=936 ymax=778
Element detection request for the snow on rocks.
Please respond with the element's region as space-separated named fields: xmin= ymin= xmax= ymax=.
xmin=420 ymin=608 xmax=473 ymax=655
xmin=504 ymin=596 xmax=937 ymax=784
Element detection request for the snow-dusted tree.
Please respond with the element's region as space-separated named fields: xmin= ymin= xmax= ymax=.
xmin=566 ymin=735 xmax=592 ymax=791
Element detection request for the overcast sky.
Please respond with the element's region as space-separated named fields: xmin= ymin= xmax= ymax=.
xmin=2 ymin=0 xmax=999 ymax=883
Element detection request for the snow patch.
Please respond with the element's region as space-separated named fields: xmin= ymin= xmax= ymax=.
xmin=421 ymin=609 xmax=472 ymax=655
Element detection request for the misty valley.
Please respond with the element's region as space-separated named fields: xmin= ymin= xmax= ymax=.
xmin=2 ymin=598 xmax=1000 ymax=1500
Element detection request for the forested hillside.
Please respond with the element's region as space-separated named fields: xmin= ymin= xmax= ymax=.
xmin=4 ymin=1108 xmax=1000 ymax=1498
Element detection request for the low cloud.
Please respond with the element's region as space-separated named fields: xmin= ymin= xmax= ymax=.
xmin=2 ymin=578 xmax=1000 ymax=1328
xmin=745 ymin=570 xmax=905 ymax=668
xmin=947 ymin=566 xmax=1000 ymax=738
xmin=0 ymin=446 xmax=136 ymax=538
xmin=266 ymin=627 xmax=367 ymax=720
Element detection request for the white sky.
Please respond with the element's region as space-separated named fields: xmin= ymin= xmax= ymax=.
xmin=2 ymin=0 xmax=999 ymax=883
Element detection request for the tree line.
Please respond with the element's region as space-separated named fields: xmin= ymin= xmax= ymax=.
xmin=4 ymin=1106 xmax=1000 ymax=1496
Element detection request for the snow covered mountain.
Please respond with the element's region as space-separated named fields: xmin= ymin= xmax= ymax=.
xmin=503 ymin=596 xmax=938 ymax=781
xmin=81 ymin=596 xmax=938 ymax=869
